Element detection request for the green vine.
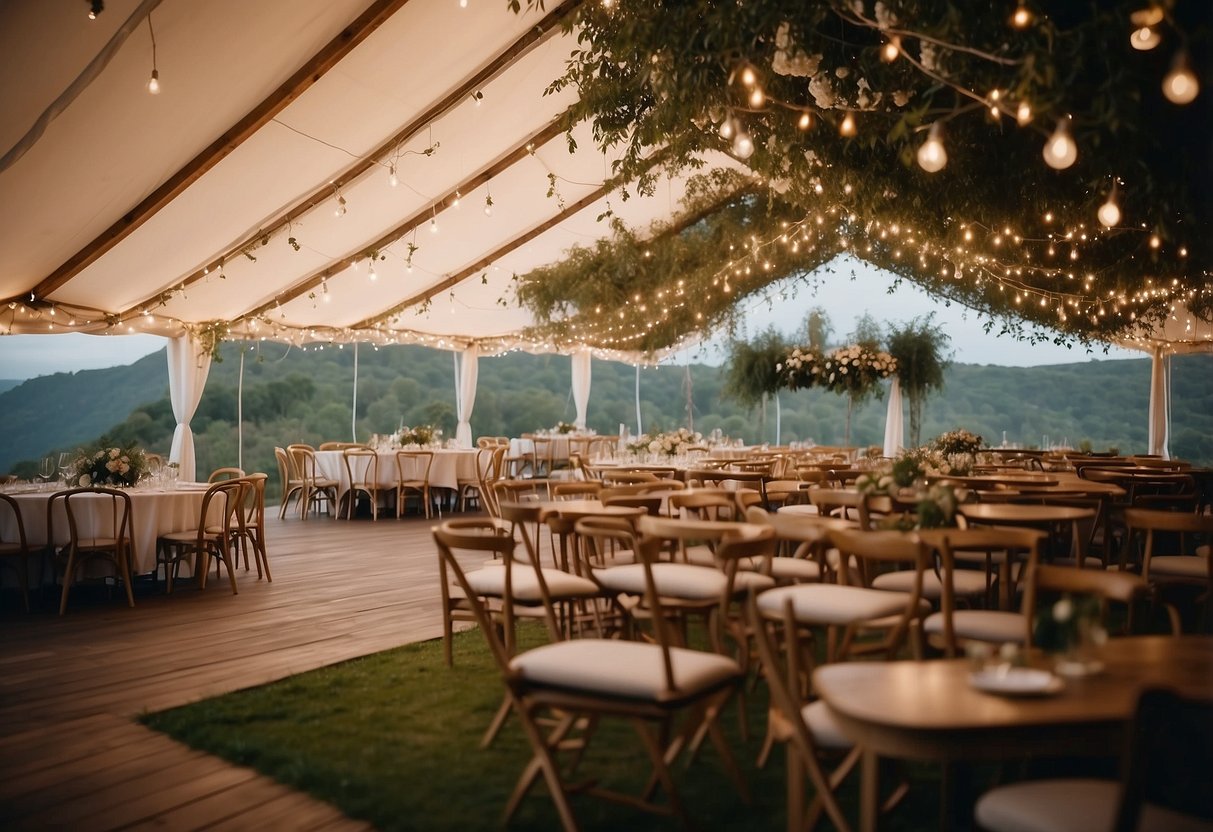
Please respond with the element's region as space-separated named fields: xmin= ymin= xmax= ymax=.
xmin=506 ymin=0 xmax=1210 ymax=355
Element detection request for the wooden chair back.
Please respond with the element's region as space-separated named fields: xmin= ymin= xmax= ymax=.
xmin=208 ymin=466 xmax=246 ymax=483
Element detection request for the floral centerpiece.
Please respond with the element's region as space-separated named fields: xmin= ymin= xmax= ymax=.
xmin=887 ymin=443 xmax=979 ymax=486
xmin=553 ymin=421 xmax=577 ymax=434
xmin=627 ymin=427 xmax=702 ymax=457
xmin=874 ymin=482 xmax=970 ymax=531
xmin=71 ymin=443 xmax=148 ymax=487
xmin=932 ymin=429 xmax=984 ymax=456
xmin=398 ymin=425 xmax=441 ymax=447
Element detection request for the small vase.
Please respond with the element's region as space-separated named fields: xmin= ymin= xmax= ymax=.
xmin=1053 ymin=619 xmax=1106 ymax=677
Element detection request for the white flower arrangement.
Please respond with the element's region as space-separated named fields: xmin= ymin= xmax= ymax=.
xmin=777 ymin=343 xmax=897 ymax=396
xmin=398 ymin=425 xmax=441 ymax=447
xmin=627 ymin=427 xmax=702 ymax=457
xmin=72 ymin=443 xmax=148 ymax=488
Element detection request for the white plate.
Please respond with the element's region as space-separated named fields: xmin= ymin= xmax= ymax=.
xmin=969 ymin=667 xmax=1064 ymax=697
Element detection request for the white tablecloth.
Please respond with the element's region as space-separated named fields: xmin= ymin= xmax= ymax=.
xmin=1 ymin=484 xmax=210 ymax=574
xmin=315 ymin=449 xmax=478 ymax=494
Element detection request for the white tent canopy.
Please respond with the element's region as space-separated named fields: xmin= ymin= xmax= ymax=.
xmin=3 ymin=1 xmax=1207 ymax=462
xmin=0 ymin=0 xmax=742 ymax=362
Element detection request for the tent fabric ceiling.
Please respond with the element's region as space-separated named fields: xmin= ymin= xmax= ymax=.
xmin=0 ymin=0 xmax=744 ymax=359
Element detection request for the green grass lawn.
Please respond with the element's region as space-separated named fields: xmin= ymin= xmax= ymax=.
xmin=143 ymin=624 xmax=1004 ymax=831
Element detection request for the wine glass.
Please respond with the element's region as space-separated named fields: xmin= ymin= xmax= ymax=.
xmin=58 ymin=452 xmax=73 ymax=485
xmin=39 ymin=456 xmax=54 ymax=488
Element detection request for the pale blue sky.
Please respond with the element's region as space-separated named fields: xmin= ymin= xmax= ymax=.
xmin=0 ymin=258 xmax=1137 ymax=381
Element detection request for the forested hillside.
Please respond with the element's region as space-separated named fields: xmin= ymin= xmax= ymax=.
xmin=2 ymin=341 xmax=1210 ymax=500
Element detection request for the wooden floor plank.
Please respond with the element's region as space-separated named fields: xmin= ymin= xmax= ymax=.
xmin=0 ymin=511 xmax=479 ymax=829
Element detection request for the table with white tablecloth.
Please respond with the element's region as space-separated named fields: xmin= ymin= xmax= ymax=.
xmin=0 ymin=484 xmax=211 ymax=575
xmin=314 ymin=449 xmax=479 ymax=496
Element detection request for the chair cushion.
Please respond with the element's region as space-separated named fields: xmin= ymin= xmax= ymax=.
xmin=873 ymin=568 xmax=988 ymax=600
xmin=732 ymin=571 xmax=776 ymax=593
xmin=682 ymin=543 xmax=717 ymax=566
xmin=1150 ymin=555 xmax=1209 ymax=578
xmin=510 ymin=639 xmax=741 ymax=703
xmin=975 ymin=778 xmax=1213 ymax=832
xmin=595 ymin=563 xmax=728 ymax=600
xmin=923 ymin=610 xmax=1028 ymax=644
xmin=757 ymin=584 xmax=915 ymax=626
xmin=766 ymin=557 xmax=822 ymax=582
xmin=466 ymin=565 xmax=600 ymax=601
xmin=800 ymin=699 xmax=854 ymax=750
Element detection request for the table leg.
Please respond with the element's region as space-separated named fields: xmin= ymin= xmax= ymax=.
xmin=860 ymin=746 xmax=879 ymax=832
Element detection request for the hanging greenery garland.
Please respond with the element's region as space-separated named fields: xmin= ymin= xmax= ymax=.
xmin=507 ymin=0 xmax=1211 ymax=356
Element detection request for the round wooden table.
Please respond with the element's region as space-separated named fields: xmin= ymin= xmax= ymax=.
xmin=960 ymin=503 xmax=1097 ymax=564
xmin=813 ymin=635 xmax=1213 ymax=832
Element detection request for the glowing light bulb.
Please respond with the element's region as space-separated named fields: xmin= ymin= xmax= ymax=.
xmin=732 ymin=131 xmax=754 ymax=160
xmin=388 ymin=165 xmax=398 ymax=187
xmin=1016 ymin=101 xmax=1032 ymax=125
xmin=1163 ymin=53 xmax=1199 ymax=105
xmin=881 ymin=37 xmax=900 ymax=62
xmin=1097 ymin=188 xmax=1121 ymax=227
xmin=1130 ymin=26 xmax=1160 ymax=50
xmin=1043 ymin=119 xmax=1077 ymax=169
xmin=916 ymin=122 xmax=947 ymax=173
xmin=1011 ymin=3 xmax=1032 ymax=29
xmin=147 ymin=69 xmax=160 ymax=95
xmin=839 ymin=112 xmax=856 ymax=137
xmin=797 ymin=112 xmax=811 ymax=130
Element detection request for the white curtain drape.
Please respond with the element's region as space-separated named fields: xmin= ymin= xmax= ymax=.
xmin=883 ymin=377 xmax=904 ymax=458
xmin=167 ymin=334 xmax=212 ymax=482
xmin=1148 ymin=348 xmax=1171 ymax=459
xmin=456 ymin=345 xmax=479 ymax=448
xmin=571 ymin=349 xmax=592 ymax=429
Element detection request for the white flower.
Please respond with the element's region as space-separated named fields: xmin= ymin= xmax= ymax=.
xmin=809 ymin=75 xmax=838 ymax=109
xmin=1053 ymin=598 xmax=1073 ymax=622
xmin=874 ymin=2 xmax=898 ymax=29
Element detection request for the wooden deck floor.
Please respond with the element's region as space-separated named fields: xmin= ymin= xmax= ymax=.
xmin=0 ymin=510 xmax=478 ymax=830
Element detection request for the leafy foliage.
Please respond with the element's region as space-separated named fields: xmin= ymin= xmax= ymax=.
xmin=888 ymin=314 xmax=951 ymax=445
xmin=507 ymin=1 xmax=1211 ymax=354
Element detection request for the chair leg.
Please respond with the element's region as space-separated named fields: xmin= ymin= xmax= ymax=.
xmin=58 ymin=551 xmax=79 ymax=615
xmin=118 ymin=549 xmax=135 ymax=608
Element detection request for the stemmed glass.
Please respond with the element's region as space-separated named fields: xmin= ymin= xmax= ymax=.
xmin=39 ymin=456 xmax=54 ymax=489
xmin=58 ymin=452 xmax=73 ymax=486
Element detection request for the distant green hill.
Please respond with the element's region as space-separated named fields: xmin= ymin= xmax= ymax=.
xmin=1 ymin=342 xmax=1210 ymax=498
